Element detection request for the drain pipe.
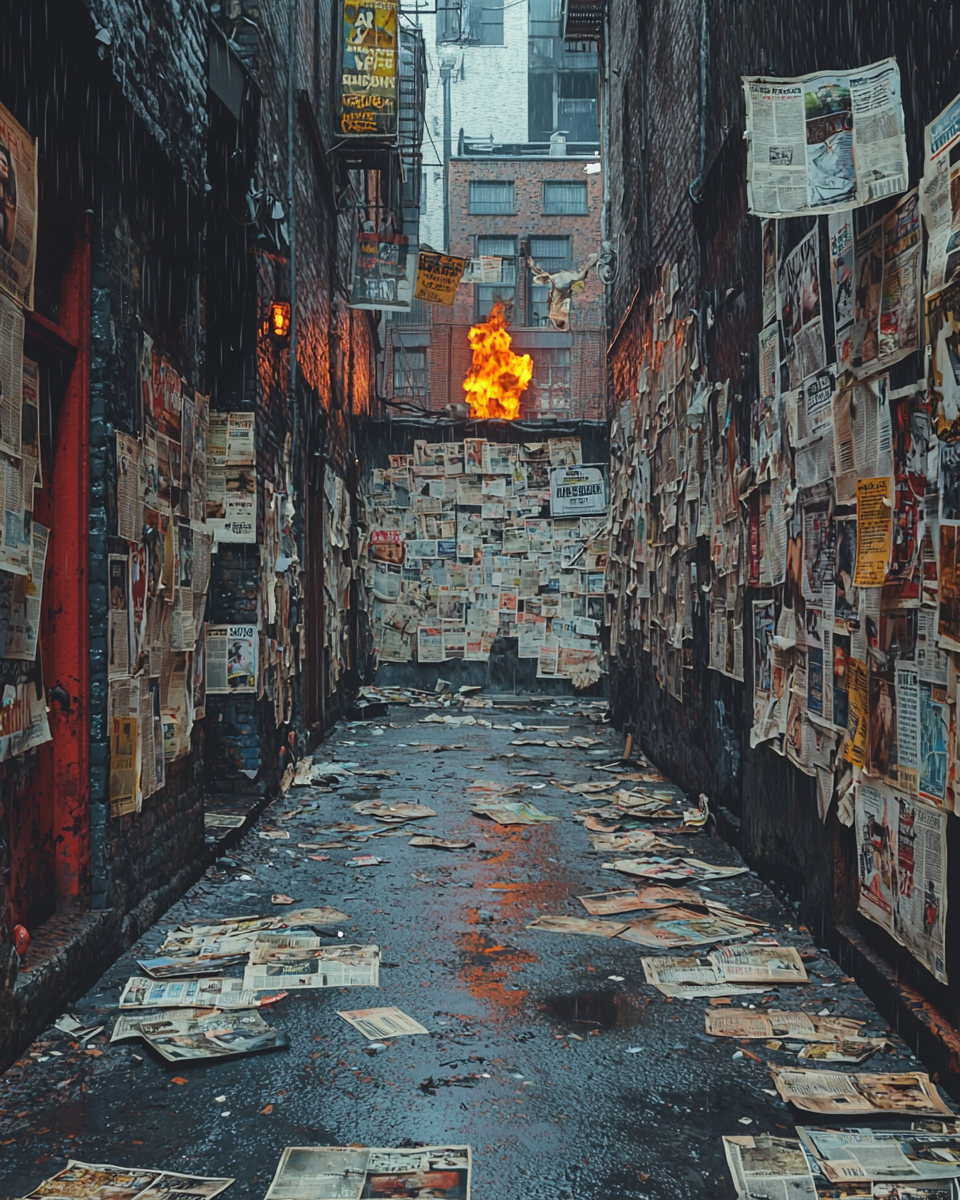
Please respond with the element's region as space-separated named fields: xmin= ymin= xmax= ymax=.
xmin=441 ymin=63 xmax=452 ymax=252
xmin=688 ymin=0 xmax=708 ymax=204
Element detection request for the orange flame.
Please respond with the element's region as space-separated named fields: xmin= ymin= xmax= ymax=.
xmin=462 ymin=302 xmax=533 ymax=419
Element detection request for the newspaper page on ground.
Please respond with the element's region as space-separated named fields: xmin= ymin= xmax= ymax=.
xmin=769 ymin=1068 xmax=952 ymax=1115
xmin=744 ymin=58 xmax=908 ymax=218
xmin=641 ymin=945 xmax=807 ymax=998
xmin=337 ymin=1006 xmax=429 ymax=1040
xmin=118 ymin=976 xmax=268 ymax=1009
xmin=264 ymin=1145 xmax=472 ymax=1200
xmin=705 ymin=1010 xmax=864 ymax=1040
xmin=242 ymin=944 xmax=380 ymax=991
xmin=797 ymin=1125 xmax=960 ymax=1182
xmin=724 ymin=1135 xmax=817 ymax=1200
xmin=17 ymin=1161 xmax=234 ymax=1200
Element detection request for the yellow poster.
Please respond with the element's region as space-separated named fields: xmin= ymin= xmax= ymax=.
xmin=414 ymin=250 xmax=468 ymax=305
xmin=339 ymin=0 xmax=398 ymax=138
xmin=110 ymin=715 xmax=140 ymax=817
xmin=844 ymin=656 xmax=868 ymax=767
xmin=853 ymin=476 xmax=892 ymax=587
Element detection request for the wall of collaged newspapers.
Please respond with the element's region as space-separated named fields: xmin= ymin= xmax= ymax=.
xmin=606 ymin=54 xmax=960 ymax=997
xmin=359 ymin=421 xmax=611 ymax=691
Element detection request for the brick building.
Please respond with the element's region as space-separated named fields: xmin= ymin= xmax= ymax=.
xmin=0 ymin=0 xmax=423 ymax=1069
xmin=595 ymin=0 xmax=960 ymax=1078
xmin=385 ymin=144 xmax=606 ymax=418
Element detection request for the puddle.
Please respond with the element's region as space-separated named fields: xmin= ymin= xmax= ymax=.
xmin=541 ymin=989 xmax=650 ymax=1029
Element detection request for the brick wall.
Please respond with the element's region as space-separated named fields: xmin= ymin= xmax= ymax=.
xmin=384 ymin=154 xmax=606 ymax=418
xmin=604 ymin=0 xmax=960 ymax=1022
xmin=87 ymin=0 xmax=209 ymax=191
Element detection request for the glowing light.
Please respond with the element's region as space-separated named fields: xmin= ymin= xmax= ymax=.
xmin=462 ymin=302 xmax=532 ymax=420
xmin=269 ymin=301 xmax=291 ymax=339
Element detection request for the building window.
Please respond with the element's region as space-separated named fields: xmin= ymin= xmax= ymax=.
xmin=438 ymin=0 xmax=503 ymax=45
xmin=478 ymin=0 xmax=504 ymax=44
xmin=527 ymin=236 xmax=571 ymax=325
xmin=469 ymin=181 xmax=514 ymax=214
xmin=543 ymin=180 xmax=588 ymax=214
xmin=544 ymin=178 xmax=588 ymax=214
xmin=393 ymin=348 xmax=428 ymax=395
xmin=533 ymin=347 xmax=572 ymax=412
xmin=474 ymin=235 xmax=517 ymax=321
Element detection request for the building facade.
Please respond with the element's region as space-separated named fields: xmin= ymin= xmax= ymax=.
xmin=384 ymin=1 xmax=605 ymax=419
xmin=595 ymin=0 xmax=960 ymax=1081
xmin=0 ymin=0 xmax=424 ymax=1070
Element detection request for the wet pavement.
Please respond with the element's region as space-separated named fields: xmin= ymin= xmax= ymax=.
xmin=0 ymin=699 xmax=951 ymax=1199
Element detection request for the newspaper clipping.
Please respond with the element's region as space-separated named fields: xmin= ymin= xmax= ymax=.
xmin=744 ymin=58 xmax=908 ymax=218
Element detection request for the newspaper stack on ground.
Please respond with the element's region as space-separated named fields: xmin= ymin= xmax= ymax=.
xmin=578 ymin=886 xmax=704 ymax=915
xmin=642 ymin=944 xmax=808 ymax=998
xmin=111 ymin=1007 xmax=288 ymax=1063
xmin=16 ymin=1161 xmax=234 ymax=1200
xmin=529 ymin=900 xmax=764 ymax=949
xmin=616 ymin=902 xmax=765 ymax=949
xmin=265 ymin=1145 xmax=472 ymax=1200
xmin=769 ymin=1068 xmax=953 ymax=1115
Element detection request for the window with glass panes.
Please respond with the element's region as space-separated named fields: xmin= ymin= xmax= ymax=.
xmin=542 ymin=180 xmax=588 ymax=214
xmin=393 ymin=348 xmax=428 ymax=396
xmin=527 ymin=236 xmax=571 ymax=325
xmin=438 ymin=0 xmax=503 ymax=44
xmin=533 ymin=348 xmax=572 ymax=410
xmin=469 ymin=180 xmax=514 ymax=214
xmin=474 ymin=236 xmax=517 ymax=320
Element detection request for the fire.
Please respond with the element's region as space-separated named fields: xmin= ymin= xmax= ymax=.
xmin=462 ymin=303 xmax=533 ymax=419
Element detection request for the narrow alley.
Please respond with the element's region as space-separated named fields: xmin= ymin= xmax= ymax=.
xmin=2 ymin=697 xmax=946 ymax=1199
xmin=4 ymin=0 xmax=960 ymax=1197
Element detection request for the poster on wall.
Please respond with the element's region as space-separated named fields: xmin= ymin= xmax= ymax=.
xmin=205 ymin=624 xmax=258 ymax=694
xmin=0 ymin=101 xmax=38 ymax=309
xmin=743 ymin=58 xmax=908 ymax=218
xmin=549 ymin=465 xmax=606 ymax=517
xmin=339 ymin=0 xmax=399 ymax=139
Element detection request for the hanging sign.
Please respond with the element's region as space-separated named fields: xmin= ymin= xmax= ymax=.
xmin=339 ymin=0 xmax=399 ymax=139
xmin=349 ymin=230 xmax=413 ymax=311
xmin=414 ymin=250 xmax=468 ymax=305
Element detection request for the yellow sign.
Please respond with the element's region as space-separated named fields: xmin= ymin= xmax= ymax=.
xmin=339 ymin=1 xmax=398 ymax=138
xmin=853 ymin=476 xmax=892 ymax=587
xmin=414 ymin=250 xmax=468 ymax=305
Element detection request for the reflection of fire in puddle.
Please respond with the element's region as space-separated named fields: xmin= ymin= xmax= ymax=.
xmin=540 ymin=990 xmax=650 ymax=1030
xmin=456 ymin=930 xmax=536 ymax=1014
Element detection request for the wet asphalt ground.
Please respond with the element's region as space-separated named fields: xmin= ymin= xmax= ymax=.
xmin=1 ymin=697 xmax=954 ymax=1199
